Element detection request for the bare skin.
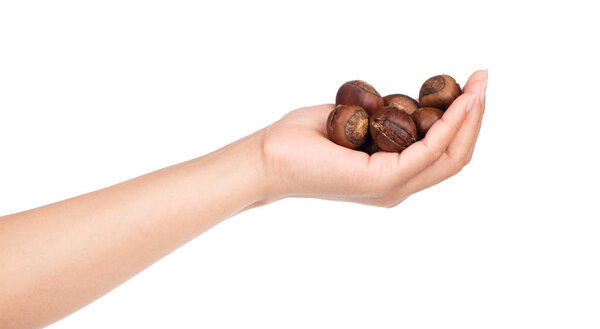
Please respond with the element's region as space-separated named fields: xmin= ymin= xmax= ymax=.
xmin=0 ymin=70 xmax=487 ymax=329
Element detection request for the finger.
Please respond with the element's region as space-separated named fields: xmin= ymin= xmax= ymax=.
xmin=463 ymin=69 xmax=488 ymax=113
xmin=312 ymin=104 xmax=336 ymax=136
xmin=389 ymin=68 xmax=488 ymax=196
xmin=371 ymin=92 xmax=477 ymax=183
xmin=465 ymin=112 xmax=484 ymax=164
xmin=399 ymin=71 xmax=487 ymax=195
xmin=465 ymin=70 xmax=488 ymax=163
xmin=397 ymin=92 xmax=484 ymax=195
xmin=463 ymin=70 xmax=486 ymax=95
xmin=445 ymin=76 xmax=486 ymax=166
xmin=282 ymin=104 xmax=334 ymax=135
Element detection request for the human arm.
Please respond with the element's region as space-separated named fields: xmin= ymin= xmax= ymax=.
xmin=0 ymin=70 xmax=486 ymax=328
xmin=0 ymin=133 xmax=268 ymax=329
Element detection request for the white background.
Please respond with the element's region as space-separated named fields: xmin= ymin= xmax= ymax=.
xmin=1 ymin=1 xmax=599 ymax=328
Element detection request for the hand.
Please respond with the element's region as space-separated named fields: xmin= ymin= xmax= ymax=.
xmin=260 ymin=70 xmax=487 ymax=207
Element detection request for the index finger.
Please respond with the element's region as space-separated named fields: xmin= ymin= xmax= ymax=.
xmin=463 ymin=70 xmax=488 ymax=112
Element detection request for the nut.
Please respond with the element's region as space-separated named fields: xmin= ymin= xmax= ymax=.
xmin=419 ymin=74 xmax=461 ymax=110
xmin=326 ymin=104 xmax=369 ymax=149
xmin=335 ymin=80 xmax=384 ymax=115
xmin=411 ymin=107 xmax=444 ymax=140
xmin=383 ymin=94 xmax=419 ymax=115
xmin=369 ymin=106 xmax=417 ymax=152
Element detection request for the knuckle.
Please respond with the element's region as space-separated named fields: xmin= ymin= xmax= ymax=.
xmin=450 ymin=161 xmax=463 ymax=175
xmin=460 ymin=154 xmax=470 ymax=167
xmin=463 ymin=154 xmax=472 ymax=166
xmin=376 ymin=194 xmax=408 ymax=209
xmin=377 ymin=198 xmax=398 ymax=208
xmin=444 ymin=151 xmax=464 ymax=175
xmin=421 ymin=139 xmax=444 ymax=162
xmin=384 ymin=202 xmax=397 ymax=209
xmin=429 ymin=147 xmax=444 ymax=163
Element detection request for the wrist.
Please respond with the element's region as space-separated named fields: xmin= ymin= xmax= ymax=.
xmin=212 ymin=129 xmax=277 ymax=213
xmin=239 ymin=129 xmax=273 ymax=208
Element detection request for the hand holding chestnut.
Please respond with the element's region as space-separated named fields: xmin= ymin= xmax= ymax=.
xmin=260 ymin=70 xmax=486 ymax=207
xmin=328 ymin=74 xmax=463 ymax=154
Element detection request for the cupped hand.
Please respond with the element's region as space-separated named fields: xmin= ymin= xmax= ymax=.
xmin=260 ymin=70 xmax=488 ymax=207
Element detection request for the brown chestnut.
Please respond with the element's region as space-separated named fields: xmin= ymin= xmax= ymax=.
xmin=336 ymin=80 xmax=384 ymax=115
xmin=411 ymin=107 xmax=444 ymax=140
xmin=326 ymin=104 xmax=369 ymax=149
xmin=383 ymin=94 xmax=419 ymax=115
xmin=419 ymin=74 xmax=461 ymax=110
xmin=369 ymin=106 xmax=417 ymax=153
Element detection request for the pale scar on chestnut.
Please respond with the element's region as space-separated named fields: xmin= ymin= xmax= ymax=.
xmin=347 ymin=80 xmax=381 ymax=97
xmin=344 ymin=110 xmax=369 ymax=145
xmin=420 ymin=75 xmax=446 ymax=96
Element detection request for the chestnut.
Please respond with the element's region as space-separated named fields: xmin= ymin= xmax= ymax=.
xmin=369 ymin=106 xmax=417 ymax=153
xmin=326 ymin=104 xmax=369 ymax=149
xmin=335 ymin=80 xmax=384 ymax=115
xmin=419 ymin=74 xmax=461 ymax=110
xmin=383 ymin=94 xmax=419 ymax=115
xmin=411 ymin=107 xmax=444 ymax=140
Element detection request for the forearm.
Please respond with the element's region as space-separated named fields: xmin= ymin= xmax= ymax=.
xmin=0 ymin=131 xmax=268 ymax=329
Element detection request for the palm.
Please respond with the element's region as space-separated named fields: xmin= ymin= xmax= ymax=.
xmin=263 ymin=104 xmax=395 ymax=199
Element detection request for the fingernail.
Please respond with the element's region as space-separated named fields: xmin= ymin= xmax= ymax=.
xmin=480 ymin=69 xmax=488 ymax=105
xmin=466 ymin=94 xmax=476 ymax=113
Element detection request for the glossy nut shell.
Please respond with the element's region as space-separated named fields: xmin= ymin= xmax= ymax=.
xmin=335 ymin=80 xmax=385 ymax=115
xmin=418 ymin=74 xmax=461 ymax=110
xmin=411 ymin=107 xmax=444 ymax=140
xmin=326 ymin=104 xmax=370 ymax=149
xmin=369 ymin=106 xmax=417 ymax=153
xmin=383 ymin=94 xmax=419 ymax=115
